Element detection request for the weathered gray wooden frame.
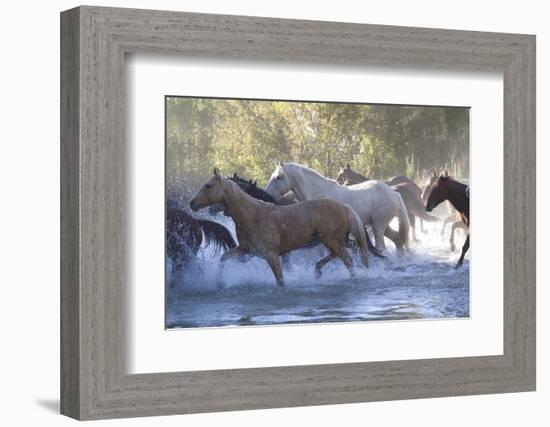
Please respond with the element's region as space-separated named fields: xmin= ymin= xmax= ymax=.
xmin=60 ymin=5 xmax=536 ymax=420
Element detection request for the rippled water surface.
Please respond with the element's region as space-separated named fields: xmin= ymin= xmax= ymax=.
xmin=166 ymin=215 xmax=469 ymax=329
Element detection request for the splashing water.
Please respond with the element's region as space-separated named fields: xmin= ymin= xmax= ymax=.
xmin=166 ymin=213 xmax=469 ymax=329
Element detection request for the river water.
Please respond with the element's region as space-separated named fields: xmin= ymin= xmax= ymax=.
xmin=166 ymin=214 xmax=469 ymax=329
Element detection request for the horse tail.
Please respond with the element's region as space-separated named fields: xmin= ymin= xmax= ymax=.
xmin=345 ymin=205 xmax=369 ymax=267
xmin=396 ymin=193 xmax=411 ymax=249
xmin=198 ymin=219 xmax=237 ymax=256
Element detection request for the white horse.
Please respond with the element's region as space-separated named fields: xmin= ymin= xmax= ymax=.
xmin=265 ymin=162 xmax=410 ymax=252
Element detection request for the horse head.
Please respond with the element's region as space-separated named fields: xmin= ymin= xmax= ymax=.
xmin=336 ymin=164 xmax=351 ymax=185
xmin=336 ymin=163 xmax=367 ymax=185
xmin=265 ymin=161 xmax=293 ymax=200
xmin=189 ymin=168 xmax=225 ymax=211
xmin=425 ymin=174 xmax=452 ymax=212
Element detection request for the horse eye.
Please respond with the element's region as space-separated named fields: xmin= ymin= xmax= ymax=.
xmin=205 ymin=184 xmax=212 ymax=188
xmin=276 ymin=176 xmax=281 ymax=180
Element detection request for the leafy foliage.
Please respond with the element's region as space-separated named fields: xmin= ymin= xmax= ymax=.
xmin=166 ymin=97 xmax=469 ymax=197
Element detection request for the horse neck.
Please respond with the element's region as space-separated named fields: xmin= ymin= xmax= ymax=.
xmin=222 ymin=180 xmax=259 ymax=225
xmin=444 ymin=180 xmax=468 ymax=215
xmin=288 ymin=166 xmax=340 ymax=201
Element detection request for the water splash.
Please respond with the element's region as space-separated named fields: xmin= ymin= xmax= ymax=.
xmin=166 ymin=213 xmax=469 ymax=329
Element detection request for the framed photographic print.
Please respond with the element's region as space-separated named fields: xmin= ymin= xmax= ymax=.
xmin=61 ymin=6 xmax=536 ymax=420
xmin=165 ymin=96 xmax=470 ymax=329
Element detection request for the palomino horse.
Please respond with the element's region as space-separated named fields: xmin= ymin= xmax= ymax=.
xmin=425 ymin=173 xmax=470 ymax=268
xmin=422 ymin=172 xmax=468 ymax=251
xmin=336 ymin=164 xmax=437 ymax=241
xmin=228 ymin=173 xmax=385 ymax=258
xmin=166 ymin=207 xmax=236 ymax=275
xmin=266 ymin=162 xmax=410 ymax=252
xmin=190 ymin=169 xmax=369 ymax=287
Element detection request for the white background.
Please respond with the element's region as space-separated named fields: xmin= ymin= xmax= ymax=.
xmin=129 ymin=57 xmax=503 ymax=373
xmin=0 ymin=1 xmax=546 ymax=426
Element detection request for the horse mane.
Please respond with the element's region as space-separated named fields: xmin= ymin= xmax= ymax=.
xmin=221 ymin=177 xmax=242 ymax=200
xmin=284 ymin=162 xmax=339 ymax=185
xmin=439 ymin=174 xmax=467 ymax=189
xmin=221 ymin=177 xmax=271 ymax=208
xmin=228 ymin=174 xmax=277 ymax=204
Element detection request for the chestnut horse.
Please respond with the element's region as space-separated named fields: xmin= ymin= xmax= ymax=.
xmin=228 ymin=173 xmax=384 ymax=258
xmin=190 ymin=169 xmax=369 ymax=287
xmin=425 ymin=173 xmax=470 ymax=268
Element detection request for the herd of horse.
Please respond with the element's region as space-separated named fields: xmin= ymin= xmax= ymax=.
xmin=168 ymin=162 xmax=470 ymax=287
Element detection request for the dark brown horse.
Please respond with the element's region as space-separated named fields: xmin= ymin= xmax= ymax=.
xmin=337 ymin=165 xmax=415 ymax=190
xmin=336 ymin=164 xmax=369 ymax=185
xmin=422 ymin=172 xmax=468 ymax=251
xmin=336 ymin=165 xmax=438 ymax=241
xmin=166 ymin=207 xmax=236 ymax=275
xmin=425 ymin=174 xmax=470 ymax=268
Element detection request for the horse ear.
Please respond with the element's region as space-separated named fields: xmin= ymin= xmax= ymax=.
xmin=252 ymin=180 xmax=257 ymax=187
xmin=346 ymin=163 xmax=350 ymax=169
xmin=233 ymin=172 xmax=237 ymax=178
xmin=432 ymin=170 xmax=437 ymax=177
xmin=444 ymin=170 xmax=449 ymax=177
xmin=213 ymin=168 xmax=221 ymax=179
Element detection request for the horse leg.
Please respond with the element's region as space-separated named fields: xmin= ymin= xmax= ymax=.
xmin=265 ymin=253 xmax=284 ymax=287
xmin=441 ymin=215 xmax=453 ymax=236
xmin=455 ymin=234 xmax=470 ymax=268
xmin=409 ymin=214 xmax=417 ymax=242
xmin=384 ymin=226 xmax=403 ymax=250
xmin=317 ymin=239 xmax=354 ymax=278
xmin=372 ymin=224 xmax=387 ymax=252
xmin=335 ymin=246 xmax=354 ymax=277
xmin=420 ymin=218 xmax=427 ymax=234
xmin=450 ymin=221 xmax=460 ymax=251
xmin=314 ymin=254 xmax=336 ymax=278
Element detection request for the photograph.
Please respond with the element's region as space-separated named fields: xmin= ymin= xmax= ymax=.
xmin=165 ymin=96 xmax=471 ymax=329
